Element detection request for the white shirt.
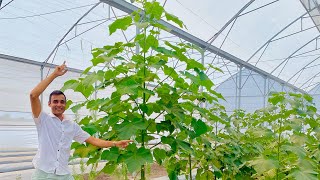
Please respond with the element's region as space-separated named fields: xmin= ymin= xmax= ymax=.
xmin=32 ymin=112 xmax=90 ymax=175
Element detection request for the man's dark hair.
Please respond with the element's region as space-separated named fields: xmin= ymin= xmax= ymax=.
xmin=49 ymin=90 xmax=66 ymax=102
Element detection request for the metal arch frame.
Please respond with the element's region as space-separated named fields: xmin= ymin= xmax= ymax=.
xmin=286 ymin=51 xmax=320 ymax=84
xmin=42 ymin=2 xmax=101 ymax=68
xmin=0 ymin=0 xmax=13 ymax=11
xmin=100 ymin=0 xmax=307 ymax=94
xmin=300 ymin=0 xmax=320 ymax=32
xmin=307 ymin=78 xmax=320 ymax=94
xmin=39 ymin=2 xmax=101 ymax=106
xmin=271 ymin=34 xmax=320 ymax=75
xmin=246 ymin=6 xmax=318 ymax=63
xmin=299 ymin=71 xmax=320 ymax=89
xmin=205 ymin=0 xmax=255 ymax=45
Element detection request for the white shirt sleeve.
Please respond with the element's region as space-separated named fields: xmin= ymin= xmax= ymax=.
xmin=73 ymin=123 xmax=90 ymax=143
xmin=32 ymin=112 xmax=48 ymax=125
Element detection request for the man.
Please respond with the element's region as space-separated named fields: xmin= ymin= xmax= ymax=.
xmin=30 ymin=62 xmax=132 ymax=179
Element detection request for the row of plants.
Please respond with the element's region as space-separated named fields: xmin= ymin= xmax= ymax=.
xmin=62 ymin=0 xmax=320 ymax=179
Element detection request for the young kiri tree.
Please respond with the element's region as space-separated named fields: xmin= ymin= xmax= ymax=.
xmin=247 ymin=92 xmax=320 ymax=180
xmin=62 ymin=0 xmax=225 ymax=179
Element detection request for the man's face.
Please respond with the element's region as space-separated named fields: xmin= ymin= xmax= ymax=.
xmin=48 ymin=94 xmax=66 ymax=116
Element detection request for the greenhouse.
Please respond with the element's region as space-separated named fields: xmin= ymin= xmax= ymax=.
xmin=1 ymin=0 xmax=320 ymax=179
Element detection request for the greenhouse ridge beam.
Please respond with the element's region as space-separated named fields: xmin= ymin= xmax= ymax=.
xmin=100 ymin=0 xmax=307 ymax=94
xmin=0 ymin=53 xmax=158 ymax=88
xmin=0 ymin=54 xmax=83 ymax=74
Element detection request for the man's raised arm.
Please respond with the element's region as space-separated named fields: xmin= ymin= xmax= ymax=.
xmin=30 ymin=62 xmax=67 ymax=118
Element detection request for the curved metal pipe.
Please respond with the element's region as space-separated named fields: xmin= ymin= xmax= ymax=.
xmin=246 ymin=6 xmax=318 ymax=63
xmin=41 ymin=2 xmax=101 ymax=69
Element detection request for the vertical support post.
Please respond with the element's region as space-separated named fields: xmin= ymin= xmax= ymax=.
xmin=238 ymin=66 xmax=243 ymax=109
xmin=108 ymin=4 xmax=111 ymax=19
xmin=263 ymin=76 xmax=267 ymax=108
xmin=235 ymin=67 xmax=238 ymax=110
xmin=40 ymin=67 xmax=44 ymax=110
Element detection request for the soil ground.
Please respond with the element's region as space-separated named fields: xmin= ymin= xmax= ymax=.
xmin=81 ymin=163 xmax=168 ymax=180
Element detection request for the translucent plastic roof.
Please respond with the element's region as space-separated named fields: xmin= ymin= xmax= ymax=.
xmin=1 ymin=0 xmax=320 ymax=91
xmin=3 ymin=0 xmax=320 ymax=149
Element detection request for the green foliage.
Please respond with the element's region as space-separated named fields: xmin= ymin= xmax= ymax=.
xmin=224 ymin=93 xmax=320 ymax=179
xmin=109 ymin=16 xmax=132 ymax=35
xmin=63 ymin=0 xmax=223 ymax=179
xmin=62 ymin=0 xmax=320 ymax=179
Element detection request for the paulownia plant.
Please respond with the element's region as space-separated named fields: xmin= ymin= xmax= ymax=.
xmin=62 ymin=0 xmax=225 ymax=179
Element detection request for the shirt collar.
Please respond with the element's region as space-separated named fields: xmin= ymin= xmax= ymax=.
xmin=49 ymin=113 xmax=69 ymax=121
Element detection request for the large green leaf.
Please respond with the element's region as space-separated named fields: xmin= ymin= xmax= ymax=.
xmin=153 ymin=46 xmax=176 ymax=57
xmin=194 ymin=68 xmax=214 ymax=89
xmin=115 ymin=77 xmax=141 ymax=95
xmin=191 ymin=119 xmax=208 ymax=137
xmin=79 ymin=116 xmax=92 ymax=126
xmin=101 ymin=147 xmax=120 ymax=162
xmin=145 ymin=1 xmax=164 ymax=20
xmin=153 ymin=148 xmax=167 ymax=165
xmin=123 ymin=147 xmax=153 ymax=173
xmin=86 ymin=153 xmax=100 ymax=165
xmin=186 ymin=59 xmax=205 ymax=70
xmin=287 ymin=168 xmax=318 ymax=180
xmin=139 ymin=34 xmax=159 ymax=52
xmin=282 ymin=144 xmax=306 ymax=158
xmin=73 ymin=144 xmax=98 ymax=158
xmin=165 ymin=12 xmax=184 ymax=28
xmin=91 ymin=55 xmax=114 ymax=66
xmin=183 ymin=71 xmax=200 ymax=85
xmin=86 ymin=98 xmax=107 ymax=110
xmin=176 ymin=139 xmax=193 ymax=153
xmin=82 ymin=124 xmax=98 ymax=135
xmin=163 ymin=66 xmax=179 ymax=80
xmin=61 ymin=79 xmax=79 ymax=91
xmin=249 ymin=156 xmax=279 ymax=175
xmin=156 ymin=120 xmax=175 ymax=134
xmin=116 ymin=118 xmax=147 ymax=139
xmin=70 ymin=103 xmax=83 ymax=113
xmin=104 ymin=69 xmax=117 ymax=81
xmin=109 ymin=16 xmax=132 ymax=35
xmin=100 ymin=162 xmax=117 ymax=174
xmin=268 ymin=93 xmax=285 ymax=105
xmin=75 ymin=83 xmax=94 ymax=99
xmin=82 ymin=70 xmax=104 ymax=86
xmin=139 ymin=104 xmax=148 ymax=114
xmin=303 ymin=94 xmax=313 ymax=103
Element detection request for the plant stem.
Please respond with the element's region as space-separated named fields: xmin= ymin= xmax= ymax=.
xmin=189 ymin=154 xmax=192 ymax=180
xmin=215 ymin=121 xmax=218 ymax=148
xmin=140 ymin=26 xmax=147 ymax=180
xmin=276 ymin=116 xmax=282 ymax=180
xmin=141 ymin=165 xmax=146 ymax=180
